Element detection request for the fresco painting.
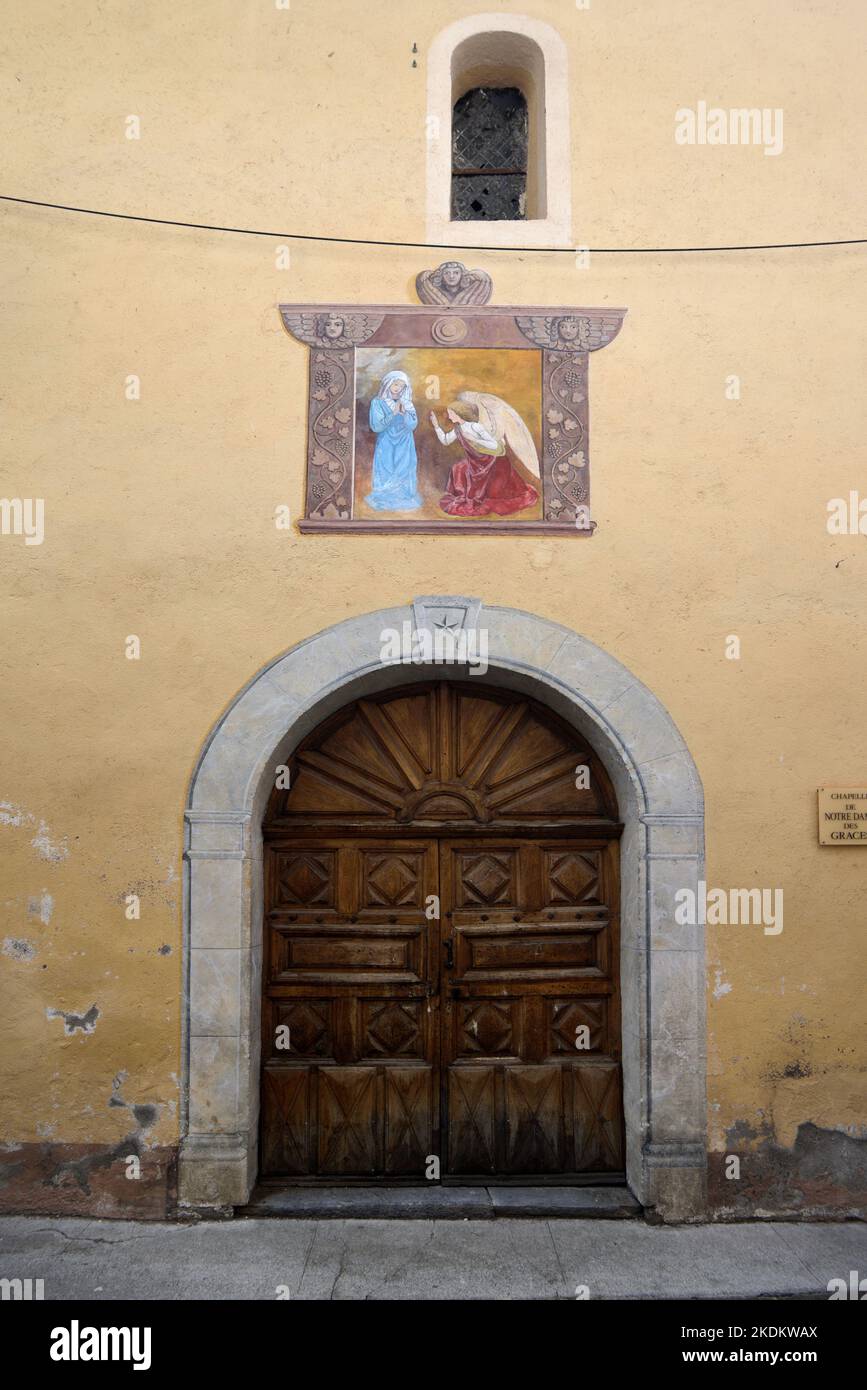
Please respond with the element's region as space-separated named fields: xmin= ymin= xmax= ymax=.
xmin=354 ymin=347 xmax=543 ymax=522
xmin=281 ymin=266 xmax=626 ymax=533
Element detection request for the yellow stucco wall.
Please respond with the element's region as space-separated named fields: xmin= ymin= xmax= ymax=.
xmin=0 ymin=1 xmax=864 ymax=1195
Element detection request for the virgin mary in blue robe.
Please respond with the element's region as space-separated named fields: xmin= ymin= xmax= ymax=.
xmin=365 ymin=370 xmax=421 ymax=511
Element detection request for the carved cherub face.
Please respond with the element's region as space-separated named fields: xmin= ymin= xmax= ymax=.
xmin=441 ymin=262 xmax=464 ymax=290
xmin=323 ymin=314 xmax=345 ymax=339
xmin=558 ymin=316 xmax=581 ymax=341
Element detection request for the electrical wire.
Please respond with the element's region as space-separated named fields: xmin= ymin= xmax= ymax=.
xmin=1 ymin=193 xmax=864 ymax=254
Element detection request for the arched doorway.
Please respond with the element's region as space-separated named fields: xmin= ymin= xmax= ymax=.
xmin=259 ymin=680 xmax=623 ymax=1182
xmin=180 ymin=598 xmax=706 ymax=1220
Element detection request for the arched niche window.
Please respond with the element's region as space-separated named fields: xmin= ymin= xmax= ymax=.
xmin=451 ymin=86 xmax=528 ymax=221
xmin=427 ymin=17 xmax=572 ymax=248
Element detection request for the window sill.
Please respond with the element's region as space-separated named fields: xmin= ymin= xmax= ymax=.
xmin=426 ymin=214 xmax=574 ymax=251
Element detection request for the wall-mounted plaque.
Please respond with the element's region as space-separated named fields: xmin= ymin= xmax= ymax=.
xmin=280 ymin=263 xmax=626 ymax=536
xmin=818 ymin=787 xmax=867 ymax=844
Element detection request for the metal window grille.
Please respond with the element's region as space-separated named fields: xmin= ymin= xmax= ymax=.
xmin=451 ymin=86 xmax=528 ymax=222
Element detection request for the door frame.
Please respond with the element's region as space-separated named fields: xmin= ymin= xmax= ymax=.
xmin=180 ymin=598 xmax=706 ymax=1220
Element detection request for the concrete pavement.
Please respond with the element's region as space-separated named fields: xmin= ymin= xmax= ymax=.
xmin=1 ymin=1215 xmax=865 ymax=1300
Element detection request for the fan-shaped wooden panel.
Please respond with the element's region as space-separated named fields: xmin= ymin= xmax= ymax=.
xmin=266 ymin=682 xmax=617 ymax=826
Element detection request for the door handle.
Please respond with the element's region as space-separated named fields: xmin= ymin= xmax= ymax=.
xmin=444 ymin=939 xmax=454 ymax=970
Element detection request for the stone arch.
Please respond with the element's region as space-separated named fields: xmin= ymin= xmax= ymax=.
xmin=425 ymin=14 xmax=574 ymax=249
xmin=180 ymin=599 xmax=706 ymax=1220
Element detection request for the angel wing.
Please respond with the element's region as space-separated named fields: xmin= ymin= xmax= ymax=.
xmin=280 ymin=311 xmax=320 ymax=344
xmin=514 ymin=315 xmax=558 ymax=349
xmin=580 ymin=314 xmax=625 ymax=350
xmin=459 ymin=391 xmax=541 ymax=478
xmin=341 ymin=314 xmax=384 ymax=344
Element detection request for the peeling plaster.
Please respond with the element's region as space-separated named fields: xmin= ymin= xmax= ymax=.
xmin=26 ymin=891 xmax=53 ymax=924
xmin=1 ymin=804 xmax=69 ymax=862
xmin=109 ymin=1071 xmax=129 ymax=1108
xmin=46 ymin=1003 xmax=100 ymax=1036
xmin=31 ymin=822 xmax=69 ymax=862
xmin=2 ymin=937 xmax=37 ymax=962
xmin=712 ymin=969 xmax=732 ymax=1000
xmin=107 ymin=1073 xmax=161 ymax=1142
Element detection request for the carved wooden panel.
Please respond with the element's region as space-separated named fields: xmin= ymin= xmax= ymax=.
xmin=318 ymin=1068 xmax=379 ymax=1174
xmin=267 ymin=683 xmax=618 ymax=827
xmin=573 ymin=1063 xmax=624 ymax=1171
xmin=455 ymin=850 xmax=516 ymax=907
xmin=260 ymin=1068 xmax=311 ymax=1176
xmin=361 ymin=850 xmax=426 ymax=910
xmin=503 ymin=1065 xmax=563 ymax=1172
xmin=273 ymin=850 xmax=336 ymax=907
xmin=269 ymin=1000 xmax=331 ymax=1060
xmin=544 ymin=848 xmax=604 ymax=906
xmin=286 ymin=933 xmax=416 ymax=973
xmin=384 ymin=1068 xmax=433 ymax=1174
xmin=549 ymin=999 xmax=607 ymax=1056
xmin=261 ymin=1065 xmax=434 ymax=1178
xmin=260 ymin=681 xmax=623 ymax=1181
xmin=447 ymin=1067 xmax=497 ymax=1173
xmin=465 ymin=927 xmax=598 ymax=976
xmin=457 ymin=1000 xmax=517 ymax=1058
xmin=361 ymin=1001 xmax=425 ymax=1059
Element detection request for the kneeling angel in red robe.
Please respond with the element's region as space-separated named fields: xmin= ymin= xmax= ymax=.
xmin=430 ymin=394 xmax=540 ymax=518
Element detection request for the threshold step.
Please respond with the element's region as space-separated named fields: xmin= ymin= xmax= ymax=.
xmin=488 ymin=1186 xmax=641 ymax=1218
xmin=239 ymin=1185 xmax=642 ymax=1220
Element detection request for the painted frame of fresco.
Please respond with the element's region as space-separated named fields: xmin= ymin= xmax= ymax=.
xmin=280 ymin=288 xmax=626 ymax=536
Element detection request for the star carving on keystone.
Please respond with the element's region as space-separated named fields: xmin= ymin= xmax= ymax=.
xmin=433 ymin=615 xmax=461 ymax=634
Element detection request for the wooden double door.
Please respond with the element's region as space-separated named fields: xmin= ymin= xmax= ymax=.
xmin=260 ymin=683 xmax=624 ymax=1182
